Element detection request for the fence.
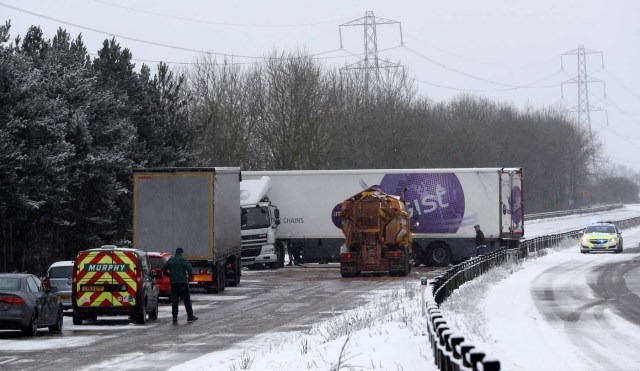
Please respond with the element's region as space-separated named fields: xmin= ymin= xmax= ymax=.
xmin=425 ymin=216 xmax=640 ymax=371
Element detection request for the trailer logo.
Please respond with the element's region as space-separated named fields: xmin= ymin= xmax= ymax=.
xmin=502 ymin=186 xmax=522 ymax=227
xmin=282 ymin=217 xmax=304 ymax=224
xmin=379 ymin=173 xmax=465 ymax=233
xmin=331 ymin=204 xmax=343 ymax=228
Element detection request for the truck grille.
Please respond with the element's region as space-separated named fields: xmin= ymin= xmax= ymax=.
xmin=241 ymin=246 xmax=262 ymax=258
xmin=241 ymin=234 xmax=268 ymax=248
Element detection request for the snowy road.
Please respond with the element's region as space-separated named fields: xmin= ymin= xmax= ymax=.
xmin=0 ymin=264 xmax=440 ymax=371
xmin=476 ymin=205 xmax=640 ymax=371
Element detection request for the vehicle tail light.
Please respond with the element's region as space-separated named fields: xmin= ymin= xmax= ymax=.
xmin=341 ymin=252 xmax=353 ymax=259
xmin=43 ymin=276 xmax=51 ymax=288
xmin=0 ymin=295 xmax=25 ymax=305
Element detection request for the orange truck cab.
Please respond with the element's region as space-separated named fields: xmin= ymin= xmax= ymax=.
xmin=72 ymin=246 xmax=160 ymax=325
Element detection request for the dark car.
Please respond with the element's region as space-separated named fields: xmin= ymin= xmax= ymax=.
xmin=0 ymin=273 xmax=64 ymax=336
xmin=44 ymin=260 xmax=74 ymax=310
xmin=148 ymin=252 xmax=172 ymax=298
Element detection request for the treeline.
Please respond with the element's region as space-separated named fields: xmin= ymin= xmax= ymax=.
xmin=0 ymin=22 xmax=634 ymax=273
xmin=0 ymin=23 xmax=193 ymax=273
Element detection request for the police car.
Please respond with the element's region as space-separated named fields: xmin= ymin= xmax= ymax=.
xmin=579 ymin=221 xmax=623 ymax=254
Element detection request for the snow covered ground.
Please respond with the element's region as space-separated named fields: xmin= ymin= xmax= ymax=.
xmin=170 ymin=205 xmax=640 ymax=371
xmin=3 ymin=205 xmax=639 ymax=370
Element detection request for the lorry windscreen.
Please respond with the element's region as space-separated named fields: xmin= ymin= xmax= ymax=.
xmin=242 ymin=207 xmax=271 ymax=230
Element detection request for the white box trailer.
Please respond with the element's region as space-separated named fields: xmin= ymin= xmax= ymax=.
xmin=242 ymin=168 xmax=523 ymax=266
xmin=133 ymin=167 xmax=242 ymax=292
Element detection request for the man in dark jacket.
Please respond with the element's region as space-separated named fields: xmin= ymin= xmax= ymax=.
xmin=474 ymin=224 xmax=486 ymax=256
xmin=163 ymin=247 xmax=198 ymax=323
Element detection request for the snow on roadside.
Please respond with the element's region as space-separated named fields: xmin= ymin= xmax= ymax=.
xmin=169 ymin=281 xmax=436 ymax=371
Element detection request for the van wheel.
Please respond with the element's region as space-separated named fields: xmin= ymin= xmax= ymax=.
xmin=148 ymin=297 xmax=158 ymax=320
xmin=136 ymin=298 xmax=147 ymax=325
xmin=48 ymin=305 xmax=64 ymax=333
xmin=22 ymin=311 xmax=38 ymax=336
xmin=72 ymin=312 xmax=83 ymax=325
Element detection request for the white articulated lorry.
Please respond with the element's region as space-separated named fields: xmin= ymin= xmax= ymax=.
xmin=240 ymin=176 xmax=285 ymax=269
xmin=133 ymin=167 xmax=242 ymax=293
xmin=242 ymin=168 xmax=523 ymax=266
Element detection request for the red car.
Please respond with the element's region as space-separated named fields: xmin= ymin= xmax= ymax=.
xmin=148 ymin=252 xmax=172 ymax=297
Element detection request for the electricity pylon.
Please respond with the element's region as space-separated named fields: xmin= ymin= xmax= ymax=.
xmin=561 ymin=45 xmax=608 ymax=136
xmin=339 ymin=11 xmax=404 ymax=91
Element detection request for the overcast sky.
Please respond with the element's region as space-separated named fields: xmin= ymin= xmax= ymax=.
xmin=3 ymin=0 xmax=640 ymax=172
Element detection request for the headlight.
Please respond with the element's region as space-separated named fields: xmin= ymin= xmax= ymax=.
xmin=262 ymin=245 xmax=274 ymax=254
xmin=580 ymin=237 xmax=588 ymax=244
xmin=609 ymin=237 xmax=618 ymax=243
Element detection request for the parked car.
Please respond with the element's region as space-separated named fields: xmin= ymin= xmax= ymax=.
xmin=579 ymin=221 xmax=623 ymax=254
xmin=148 ymin=252 xmax=172 ymax=297
xmin=0 ymin=273 xmax=64 ymax=336
xmin=44 ymin=260 xmax=74 ymax=310
xmin=72 ymin=246 xmax=160 ymax=325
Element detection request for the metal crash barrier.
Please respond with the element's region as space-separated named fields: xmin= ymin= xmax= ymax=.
xmin=424 ymin=215 xmax=640 ymax=371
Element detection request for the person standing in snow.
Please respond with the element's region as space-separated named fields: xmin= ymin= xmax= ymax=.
xmin=163 ymin=247 xmax=198 ymax=324
xmin=474 ymin=224 xmax=486 ymax=256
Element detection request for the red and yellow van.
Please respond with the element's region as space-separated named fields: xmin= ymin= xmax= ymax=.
xmin=72 ymin=246 xmax=160 ymax=325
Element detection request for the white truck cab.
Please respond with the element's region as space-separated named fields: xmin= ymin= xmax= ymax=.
xmin=240 ymin=177 xmax=284 ymax=269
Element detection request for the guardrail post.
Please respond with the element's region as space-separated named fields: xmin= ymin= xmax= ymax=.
xmin=468 ymin=350 xmax=485 ymax=371
xmin=421 ymin=276 xmax=428 ymax=316
xmin=459 ymin=342 xmax=475 ymax=368
xmin=449 ymin=334 xmax=465 ymax=371
xmin=482 ymin=358 xmax=501 ymax=371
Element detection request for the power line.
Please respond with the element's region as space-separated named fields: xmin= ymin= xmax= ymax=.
xmin=598 ymin=69 xmax=640 ymax=105
xmin=413 ymin=70 xmax=564 ymax=93
xmin=405 ymin=46 xmax=565 ymax=90
xmin=0 ymin=2 xmax=341 ymax=60
xmin=110 ymin=48 xmax=362 ymax=67
xmin=404 ymin=31 xmax=558 ymax=69
xmin=91 ymin=0 xmax=354 ymax=28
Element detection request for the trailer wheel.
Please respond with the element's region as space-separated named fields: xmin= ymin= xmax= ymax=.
xmin=227 ymin=257 xmax=241 ymax=287
xmin=428 ymin=243 xmax=452 ymax=267
xmin=217 ymin=262 xmax=226 ymax=292
xmin=276 ymin=242 xmax=285 ymax=268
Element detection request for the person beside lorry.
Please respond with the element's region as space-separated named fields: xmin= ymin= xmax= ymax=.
xmin=474 ymin=224 xmax=486 ymax=256
xmin=163 ymin=247 xmax=198 ymax=323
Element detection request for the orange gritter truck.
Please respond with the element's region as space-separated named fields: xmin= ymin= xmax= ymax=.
xmin=338 ymin=186 xmax=414 ymax=277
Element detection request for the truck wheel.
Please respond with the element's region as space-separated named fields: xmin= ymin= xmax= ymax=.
xmin=219 ymin=262 xmax=226 ymax=292
xmin=412 ymin=243 xmax=424 ymax=267
xmin=428 ymin=243 xmax=452 ymax=267
xmin=401 ymin=246 xmax=411 ymax=276
xmin=227 ymin=259 xmax=241 ymax=287
xmin=277 ymin=243 xmax=285 ymax=268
